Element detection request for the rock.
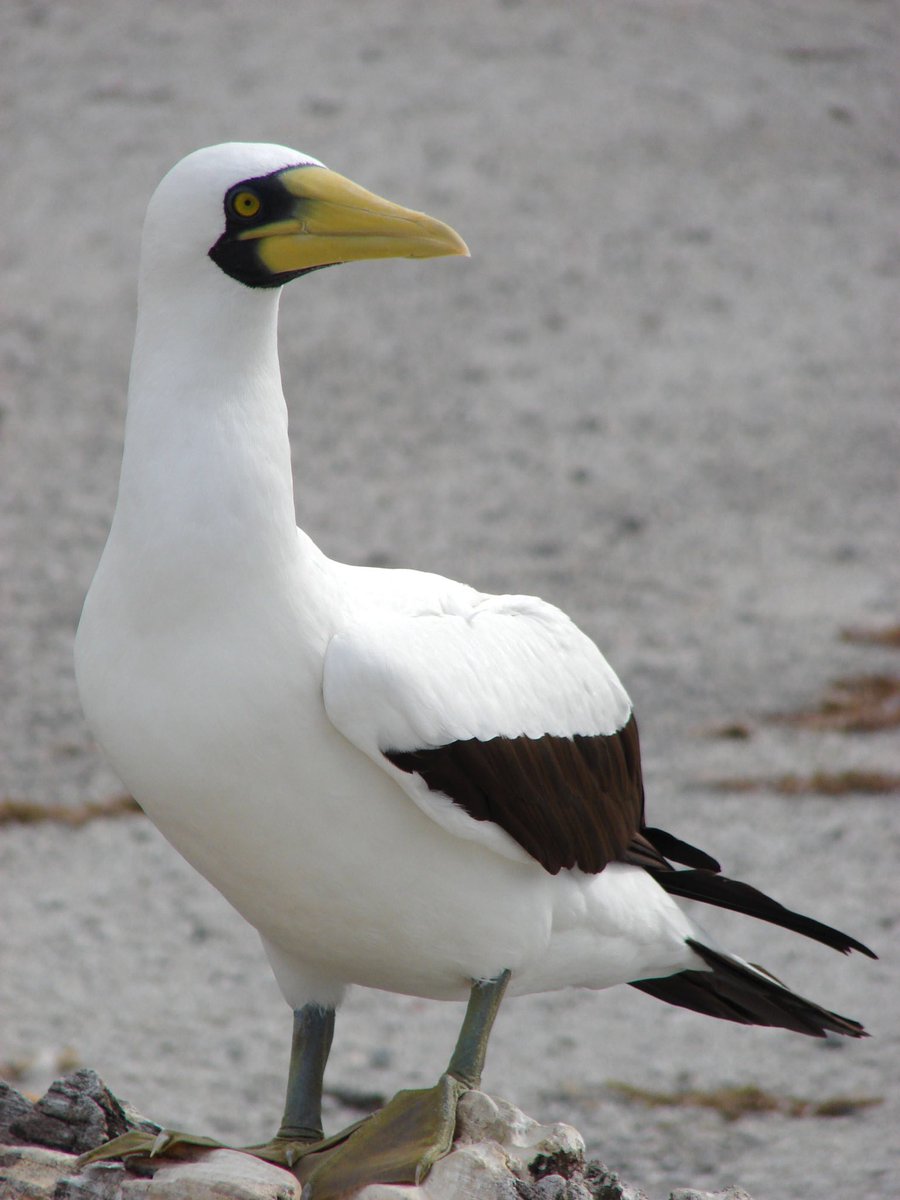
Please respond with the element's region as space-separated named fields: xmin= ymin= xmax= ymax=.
xmin=583 ymin=1161 xmax=651 ymax=1199
xmin=0 ymin=1073 xmax=756 ymax=1200
xmin=7 ymin=1069 xmax=132 ymax=1154
xmin=0 ymin=1143 xmax=302 ymax=1200
xmin=0 ymin=1143 xmax=81 ymax=1199
xmin=458 ymin=1090 xmax=586 ymax=1180
xmin=55 ymin=1161 xmax=135 ymax=1200
xmin=0 ymin=1082 xmax=33 ymax=1144
xmin=143 ymin=1149 xmax=301 ymax=1199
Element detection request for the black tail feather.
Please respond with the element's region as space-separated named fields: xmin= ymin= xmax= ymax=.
xmin=631 ymin=940 xmax=868 ymax=1038
xmin=650 ymin=868 xmax=876 ymax=959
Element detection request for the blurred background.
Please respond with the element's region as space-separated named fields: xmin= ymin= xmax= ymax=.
xmin=2 ymin=3 xmax=898 ymax=1197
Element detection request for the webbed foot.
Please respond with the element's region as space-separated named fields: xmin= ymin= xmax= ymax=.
xmin=77 ymin=1127 xmax=224 ymax=1167
xmin=301 ymin=1074 xmax=466 ymax=1198
xmin=242 ymin=1119 xmax=367 ymax=1169
xmin=76 ymin=1121 xmax=367 ymax=1173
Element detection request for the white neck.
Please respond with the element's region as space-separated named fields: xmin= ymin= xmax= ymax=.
xmin=108 ymin=269 xmax=300 ymax=601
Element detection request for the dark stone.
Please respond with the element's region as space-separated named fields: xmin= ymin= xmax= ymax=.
xmin=583 ymin=1161 xmax=650 ymax=1200
xmin=530 ymin=1145 xmax=584 ymax=1180
xmin=0 ymin=1082 xmax=34 ymax=1143
xmin=9 ymin=1070 xmax=131 ymax=1154
xmin=518 ymin=1162 xmax=630 ymax=1200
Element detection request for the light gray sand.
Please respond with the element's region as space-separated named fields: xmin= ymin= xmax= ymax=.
xmin=2 ymin=3 xmax=898 ymax=1197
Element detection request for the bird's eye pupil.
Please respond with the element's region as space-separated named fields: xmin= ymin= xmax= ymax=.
xmin=231 ymin=190 xmax=261 ymax=218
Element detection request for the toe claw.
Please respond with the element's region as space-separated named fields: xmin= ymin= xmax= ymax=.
xmin=150 ymin=1130 xmax=172 ymax=1157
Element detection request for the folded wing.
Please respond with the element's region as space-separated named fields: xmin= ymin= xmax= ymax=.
xmin=323 ymin=592 xmax=642 ymax=873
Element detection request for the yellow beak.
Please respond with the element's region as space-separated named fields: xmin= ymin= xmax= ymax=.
xmin=241 ymin=166 xmax=469 ymax=274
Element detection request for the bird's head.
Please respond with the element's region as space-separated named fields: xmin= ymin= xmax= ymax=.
xmin=140 ymin=142 xmax=468 ymax=293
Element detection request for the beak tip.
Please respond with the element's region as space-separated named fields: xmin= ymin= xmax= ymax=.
xmin=444 ymin=229 xmax=470 ymax=259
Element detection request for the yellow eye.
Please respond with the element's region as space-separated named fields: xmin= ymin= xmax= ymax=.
xmin=230 ymin=189 xmax=261 ymax=219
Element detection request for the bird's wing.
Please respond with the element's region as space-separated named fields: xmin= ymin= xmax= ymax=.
xmin=323 ymin=592 xmax=645 ymax=874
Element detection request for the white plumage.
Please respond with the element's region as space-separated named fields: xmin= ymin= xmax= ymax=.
xmin=74 ymin=142 xmax=698 ymax=1006
xmin=74 ymin=146 xmax=869 ymax=1187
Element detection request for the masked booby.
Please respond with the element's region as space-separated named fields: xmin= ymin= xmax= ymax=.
xmin=75 ymin=143 xmax=874 ymax=1197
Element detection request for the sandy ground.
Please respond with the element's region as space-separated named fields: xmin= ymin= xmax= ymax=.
xmin=2 ymin=2 xmax=899 ymax=1197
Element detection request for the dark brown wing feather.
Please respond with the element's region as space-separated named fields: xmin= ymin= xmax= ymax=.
xmin=386 ymin=713 xmax=644 ymax=874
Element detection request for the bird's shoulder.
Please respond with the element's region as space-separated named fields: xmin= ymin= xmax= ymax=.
xmin=323 ymin=562 xmax=632 ymax=750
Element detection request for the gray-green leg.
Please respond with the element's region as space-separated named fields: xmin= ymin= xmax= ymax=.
xmin=276 ymin=1004 xmax=335 ymax=1141
xmin=302 ymin=970 xmax=512 ymax=1199
xmin=447 ymin=969 xmax=511 ymax=1088
xmin=248 ymin=1003 xmax=367 ymax=1167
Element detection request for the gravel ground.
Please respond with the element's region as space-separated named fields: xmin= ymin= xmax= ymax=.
xmin=2 ymin=3 xmax=899 ymax=1198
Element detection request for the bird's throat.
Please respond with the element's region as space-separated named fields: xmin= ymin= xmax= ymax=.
xmin=112 ymin=279 xmax=300 ymax=599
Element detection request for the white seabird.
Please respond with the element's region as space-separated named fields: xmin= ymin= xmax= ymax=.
xmin=75 ymin=143 xmax=873 ymax=1197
